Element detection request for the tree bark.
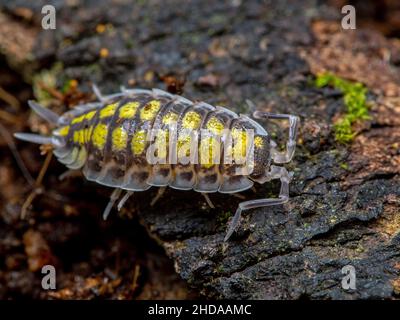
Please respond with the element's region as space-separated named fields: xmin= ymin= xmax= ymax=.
xmin=1 ymin=0 xmax=399 ymax=299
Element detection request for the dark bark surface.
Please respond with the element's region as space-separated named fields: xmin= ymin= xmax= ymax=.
xmin=0 ymin=0 xmax=399 ymax=299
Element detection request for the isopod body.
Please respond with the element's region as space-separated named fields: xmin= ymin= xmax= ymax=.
xmin=15 ymin=87 xmax=299 ymax=241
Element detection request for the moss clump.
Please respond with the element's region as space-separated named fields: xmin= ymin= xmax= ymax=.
xmin=217 ymin=211 xmax=232 ymax=225
xmin=315 ymin=73 xmax=370 ymax=143
xmin=339 ymin=162 xmax=349 ymax=170
xmin=32 ymin=62 xmax=66 ymax=106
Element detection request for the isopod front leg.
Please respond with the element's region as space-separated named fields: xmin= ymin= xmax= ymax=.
xmin=92 ymin=84 xmax=104 ymax=101
xmin=224 ymin=165 xmax=291 ymax=241
xmin=253 ymin=111 xmax=299 ymax=164
xmin=92 ymin=84 xmax=125 ymax=102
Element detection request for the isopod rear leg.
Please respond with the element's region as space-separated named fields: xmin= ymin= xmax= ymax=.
xmin=103 ymin=188 xmax=122 ymax=220
xmin=224 ymin=165 xmax=291 ymax=241
xmin=202 ymin=193 xmax=215 ymax=209
xmin=253 ymin=111 xmax=299 ymax=164
xmin=231 ymin=193 xmax=246 ymax=200
xmin=117 ymin=191 xmax=134 ymax=211
xmin=58 ymin=169 xmax=81 ymax=181
xmin=150 ymin=187 xmax=166 ymax=206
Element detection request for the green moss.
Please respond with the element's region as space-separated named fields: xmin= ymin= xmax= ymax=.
xmin=86 ymin=63 xmax=102 ymax=78
xmin=32 ymin=62 xmax=64 ymax=106
xmin=124 ymin=38 xmax=135 ymax=49
xmin=215 ymin=265 xmax=225 ymax=274
xmin=329 ymin=216 xmax=338 ymax=224
xmin=315 ymin=73 xmax=370 ymax=143
xmin=61 ymin=79 xmax=76 ymax=94
xmin=32 ymin=62 xmax=74 ymax=106
xmin=209 ymin=13 xmax=227 ymax=25
xmin=339 ymin=162 xmax=349 ymax=170
xmin=217 ymin=211 xmax=232 ymax=225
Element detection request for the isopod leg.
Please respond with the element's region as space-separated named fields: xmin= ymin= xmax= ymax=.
xmin=92 ymin=84 xmax=103 ymax=101
xmin=231 ymin=193 xmax=246 ymax=200
xmin=202 ymin=193 xmax=215 ymax=209
xmin=150 ymin=187 xmax=166 ymax=206
xmin=117 ymin=191 xmax=134 ymax=211
xmin=224 ymin=165 xmax=291 ymax=241
xmin=58 ymin=169 xmax=81 ymax=181
xmin=103 ymin=188 xmax=122 ymax=220
xmin=253 ymin=111 xmax=299 ymax=164
xmin=92 ymin=84 xmax=125 ymax=102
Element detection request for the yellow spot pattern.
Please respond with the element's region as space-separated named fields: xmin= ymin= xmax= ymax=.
xmin=71 ymin=114 xmax=85 ymax=124
xmin=84 ymin=126 xmax=94 ymax=143
xmin=84 ymin=110 xmax=96 ymax=121
xmin=100 ymin=103 xmax=118 ymax=119
xmin=92 ymin=124 xmax=108 ymax=149
xmin=71 ymin=110 xmax=96 ymax=125
xmin=58 ymin=126 xmax=70 ymax=136
xmin=119 ymin=102 xmax=140 ymax=119
xmin=200 ymin=136 xmax=220 ymax=168
xmin=206 ymin=117 xmax=224 ymax=135
xmin=112 ymin=127 xmax=128 ymax=151
xmin=162 ymin=112 xmax=178 ymax=125
xmin=231 ymin=128 xmax=249 ymax=160
xmin=177 ymin=134 xmax=192 ymax=157
xmin=73 ymin=130 xmax=85 ymax=145
xmin=131 ymin=130 xmax=147 ymax=155
xmin=254 ymin=136 xmax=264 ymax=149
xmin=182 ymin=111 xmax=201 ymax=129
xmin=155 ymin=130 xmax=169 ymax=158
xmin=140 ymin=100 xmax=161 ymax=121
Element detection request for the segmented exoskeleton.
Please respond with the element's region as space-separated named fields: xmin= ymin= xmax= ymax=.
xmin=15 ymin=86 xmax=299 ymax=241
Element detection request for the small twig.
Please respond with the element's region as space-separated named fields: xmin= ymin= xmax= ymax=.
xmin=0 ymin=122 xmax=34 ymax=186
xmin=0 ymin=86 xmax=21 ymax=109
xmin=131 ymin=264 xmax=141 ymax=293
xmin=36 ymin=146 xmax=53 ymax=185
xmin=20 ymin=148 xmax=53 ymax=219
xmin=38 ymin=82 xmax=64 ymax=101
xmin=0 ymin=109 xmax=21 ymax=124
xmin=20 ymin=189 xmax=42 ymax=219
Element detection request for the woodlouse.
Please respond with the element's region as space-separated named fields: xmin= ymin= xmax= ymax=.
xmin=15 ymin=86 xmax=299 ymax=241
